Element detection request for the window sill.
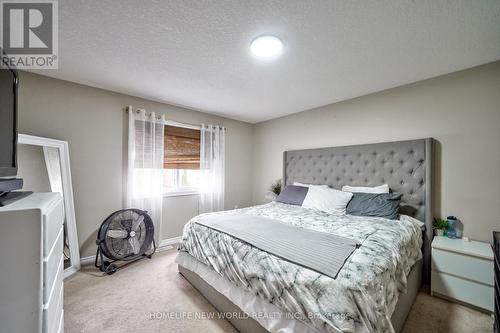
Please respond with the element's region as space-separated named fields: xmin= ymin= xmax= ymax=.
xmin=163 ymin=190 xmax=200 ymax=198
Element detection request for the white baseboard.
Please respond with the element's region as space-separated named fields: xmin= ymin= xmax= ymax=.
xmin=80 ymin=236 xmax=181 ymax=266
xmin=158 ymin=236 xmax=181 ymax=248
xmin=80 ymin=255 xmax=95 ymax=266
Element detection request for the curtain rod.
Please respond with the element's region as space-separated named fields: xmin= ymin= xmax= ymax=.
xmin=126 ymin=105 xmax=226 ymax=131
xmin=165 ymin=119 xmax=201 ymax=131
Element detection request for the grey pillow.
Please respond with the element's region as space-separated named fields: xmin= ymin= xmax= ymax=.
xmin=346 ymin=193 xmax=402 ymax=220
xmin=275 ymin=185 xmax=309 ymax=206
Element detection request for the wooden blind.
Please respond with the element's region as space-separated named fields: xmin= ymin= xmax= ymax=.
xmin=164 ymin=125 xmax=200 ymax=169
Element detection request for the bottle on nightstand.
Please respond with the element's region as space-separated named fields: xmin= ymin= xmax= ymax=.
xmin=447 ymin=216 xmax=457 ymax=238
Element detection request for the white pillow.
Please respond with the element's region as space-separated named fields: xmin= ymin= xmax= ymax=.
xmin=293 ymin=182 xmax=328 ymax=188
xmin=342 ymin=184 xmax=389 ymax=194
xmin=302 ymin=185 xmax=353 ymax=214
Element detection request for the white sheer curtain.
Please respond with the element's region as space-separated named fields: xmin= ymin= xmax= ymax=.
xmin=126 ymin=106 xmax=165 ymax=244
xmin=199 ymin=124 xmax=226 ymax=213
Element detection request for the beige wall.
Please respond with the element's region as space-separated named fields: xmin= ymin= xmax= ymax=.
xmin=17 ymin=72 xmax=254 ymax=258
xmin=162 ymin=195 xmax=200 ymax=240
xmin=17 ymin=61 xmax=500 ymax=258
xmin=252 ymin=61 xmax=500 ymax=243
xmin=16 ymin=144 xmax=51 ymax=193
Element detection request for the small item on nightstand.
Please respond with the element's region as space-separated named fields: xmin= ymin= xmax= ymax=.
xmin=462 ymin=236 xmax=469 ymax=242
xmin=433 ymin=217 xmax=448 ymax=237
xmin=447 ymin=216 xmax=457 ymax=239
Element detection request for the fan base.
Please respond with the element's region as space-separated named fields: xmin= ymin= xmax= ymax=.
xmin=94 ymin=239 xmax=156 ymax=275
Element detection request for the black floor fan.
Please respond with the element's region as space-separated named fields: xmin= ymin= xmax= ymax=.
xmin=95 ymin=209 xmax=156 ymax=275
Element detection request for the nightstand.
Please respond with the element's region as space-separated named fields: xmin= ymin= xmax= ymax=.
xmin=431 ymin=236 xmax=494 ymax=312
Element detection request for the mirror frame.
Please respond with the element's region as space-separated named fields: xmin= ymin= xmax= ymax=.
xmin=18 ymin=134 xmax=80 ymax=278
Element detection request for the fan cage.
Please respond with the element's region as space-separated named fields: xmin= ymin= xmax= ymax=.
xmin=97 ymin=209 xmax=155 ymax=261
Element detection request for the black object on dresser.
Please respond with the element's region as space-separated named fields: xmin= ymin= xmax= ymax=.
xmin=494 ymin=231 xmax=499 ymax=333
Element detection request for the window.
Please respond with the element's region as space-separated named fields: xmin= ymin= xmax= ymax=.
xmin=163 ymin=124 xmax=201 ymax=195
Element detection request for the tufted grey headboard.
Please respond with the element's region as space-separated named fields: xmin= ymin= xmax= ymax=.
xmin=283 ymin=138 xmax=433 ymax=283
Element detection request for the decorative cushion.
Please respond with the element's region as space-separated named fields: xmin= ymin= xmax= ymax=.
xmin=275 ymin=185 xmax=309 ymax=206
xmin=346 ymin=193 xmax=402 ymax=220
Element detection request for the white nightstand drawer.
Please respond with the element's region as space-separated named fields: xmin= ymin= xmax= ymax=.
xmin=432 ymin=248 xmax=494 ymax=286
xmin=432 ymin=271 xmax=494 ymax=311
xmin=43 ymin=198 xmax=64 ymax=256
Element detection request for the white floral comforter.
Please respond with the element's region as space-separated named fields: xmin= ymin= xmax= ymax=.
xmin=178 ymin=202 xmax=422 ymax=333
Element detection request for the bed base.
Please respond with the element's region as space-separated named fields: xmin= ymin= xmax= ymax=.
xmin=178 ymin=258 xmax=422 ymax=333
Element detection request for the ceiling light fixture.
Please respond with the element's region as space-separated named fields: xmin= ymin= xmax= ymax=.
xmin=250 ymin=35 xmax=283 ymax=59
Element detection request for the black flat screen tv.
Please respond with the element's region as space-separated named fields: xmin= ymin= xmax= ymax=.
xmin=0 ymin=63 xmax=18 ymax=178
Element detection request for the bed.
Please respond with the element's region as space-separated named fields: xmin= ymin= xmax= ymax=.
xmin=176 ymin=138 xmax=433 ymax=333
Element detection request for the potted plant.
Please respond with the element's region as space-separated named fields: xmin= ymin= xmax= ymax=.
xmin=433 ymin=218 xmax=448 ymax=236
xmin=265 ymin=179 xmax=282 ymax=201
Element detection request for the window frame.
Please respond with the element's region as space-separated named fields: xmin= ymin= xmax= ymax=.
xmin=163 ymin=121 xmax=201 ymax=197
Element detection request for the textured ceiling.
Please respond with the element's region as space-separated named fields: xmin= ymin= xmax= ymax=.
xmin=31 ymin=0 xmax=500 ymax=123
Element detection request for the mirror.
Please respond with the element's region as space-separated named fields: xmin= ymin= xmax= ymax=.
xmin=17 ymin=134 xmax=80 ymax=278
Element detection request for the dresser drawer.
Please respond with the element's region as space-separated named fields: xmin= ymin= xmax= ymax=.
xmin=432 ymin=248 xmax=494 ymax=286
xmin=53 ymin=307 xmax=64 ymax=333
xmin=44 ymin=231 xmax=63 ymax=304
xmin=432 ymin=270 xmax=494 ymax=311
xmin=43 ymin=273 xmax=63 ymax=333
xmin=43 ymin=198 xmax=64 ymax=256
xmin=57 ymin=310 xmax=64 ymax=333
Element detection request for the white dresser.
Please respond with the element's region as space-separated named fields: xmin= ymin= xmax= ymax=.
xmin=431 ymin=236 xmax=494 ymax=312
xmin=0 ymin=193 xmax=64 ymax=333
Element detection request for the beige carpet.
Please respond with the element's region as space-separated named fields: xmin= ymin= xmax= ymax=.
xmin=65 ymin=248 xmax=494 ymax=333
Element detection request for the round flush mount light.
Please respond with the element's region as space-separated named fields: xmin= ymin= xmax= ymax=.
xmin=250 ymin=35 xmax=283 ymax=59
